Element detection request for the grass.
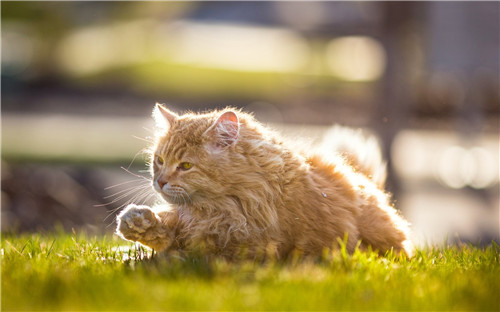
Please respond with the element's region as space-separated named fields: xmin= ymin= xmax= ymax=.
xmin=2 ymin=233 xmax=499 ymax=311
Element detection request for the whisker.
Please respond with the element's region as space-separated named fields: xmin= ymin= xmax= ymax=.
xmin=103 ymin=183 xmax=151 ymax=200
xmin=103 ymin=187 xmax=157 ymax=224
xmin=104 ymin=208 xmax=122 ymax=223
xmin=139 ymin=194 xmax=155 ymax=207
xmin=98 ymin=179 xmax=152 ymax=216
xmin=132 ymin=189 xmax=155 ymax=206
xmin=186 ymin=193 xmax=193 ymax=205
xmin=122 ymin=187 xmax=153 ymax=207
xmin=133 ymin=135 xmax=154 ymax=145
xmin=125 ymin=142 xmax=154 ymax=171
xmin=120 ymin=166 xmax=150 ymax=182
xmin=99 ymin=185 xmax=150 ymax=207
xmin=179 ymin=192 xmax=186 ymax=206
xmin=99 ymin=171 xmax=151 ymax=205
xmin=99 ymin=160 xmax=158 ymax=228
xmin=142 ymin=126 xmax=154 ymax=134
xmin=104 ymin=178 xmax=149 ymax=190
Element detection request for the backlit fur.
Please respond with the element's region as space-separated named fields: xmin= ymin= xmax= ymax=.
xmin=116 ymin=105 xmax=412 ymax=259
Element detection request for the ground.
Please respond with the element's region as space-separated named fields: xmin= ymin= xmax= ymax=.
xmin=1 ymin=233 xmax=499 ymax=311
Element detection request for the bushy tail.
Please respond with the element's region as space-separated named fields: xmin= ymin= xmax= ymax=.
xmin=320 ymin=125 xmax=387 ymax=188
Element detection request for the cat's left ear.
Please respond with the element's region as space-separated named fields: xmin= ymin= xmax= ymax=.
xmin=208 ymin=111 xmax=240 ymax=147
xmin=153 ymin=103 xmax=178 ymax=133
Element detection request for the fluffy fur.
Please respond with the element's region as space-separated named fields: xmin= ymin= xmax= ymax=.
xmin=116 ymin=104 xmax=412 ymax=259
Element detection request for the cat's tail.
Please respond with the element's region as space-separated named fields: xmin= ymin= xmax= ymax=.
xmin=319 ymin=125 xmax=387 ymax=188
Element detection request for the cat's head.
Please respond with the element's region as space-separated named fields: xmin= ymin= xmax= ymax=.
xmin=150 ymin=104 xmax=241 ymax=206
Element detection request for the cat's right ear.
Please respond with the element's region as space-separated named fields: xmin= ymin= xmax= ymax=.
xmin=204 ymin=110 xmax=240 ymax=152
xmin=153 ymin=103 xmax=178 ymax=133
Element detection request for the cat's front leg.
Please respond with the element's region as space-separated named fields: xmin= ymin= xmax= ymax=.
xmin=116 ymin=204 xmax=174 ymax=251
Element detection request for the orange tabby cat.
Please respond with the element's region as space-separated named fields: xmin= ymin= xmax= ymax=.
xmin=116 ymin=104 xmax=412 ymax=258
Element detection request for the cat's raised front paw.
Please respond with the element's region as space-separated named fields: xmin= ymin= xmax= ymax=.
xmin=116 ymin=204 xmax=158 ymax=241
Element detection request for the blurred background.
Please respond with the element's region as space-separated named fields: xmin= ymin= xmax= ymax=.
xmin=2 ymin=1 xmax=499 ymax=247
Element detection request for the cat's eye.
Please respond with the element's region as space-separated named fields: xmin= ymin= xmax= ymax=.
xmin=179 ymin=162 xmax=193 ymax=171
xmin=155 ymin=156 xmax=165 ymax=166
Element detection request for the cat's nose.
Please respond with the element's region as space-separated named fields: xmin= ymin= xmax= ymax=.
xmin=157 ymin=178 xmax=168 ymax=189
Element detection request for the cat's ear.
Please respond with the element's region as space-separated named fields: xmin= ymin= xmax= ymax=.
xmin=207 ymin=111 xmax=240 ymax=147
xmin=153 ymin=103 xmax=178 ymax=132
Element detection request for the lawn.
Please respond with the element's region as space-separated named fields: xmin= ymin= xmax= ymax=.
xmin=2 ymin=233 xmax=499 ymax=311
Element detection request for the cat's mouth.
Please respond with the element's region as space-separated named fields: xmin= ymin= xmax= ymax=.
xmin=154 ymin=182 xmax=192 ymax=205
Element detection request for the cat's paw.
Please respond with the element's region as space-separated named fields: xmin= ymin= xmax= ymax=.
xmin=116 ymin=204 xmax=158 ymax=241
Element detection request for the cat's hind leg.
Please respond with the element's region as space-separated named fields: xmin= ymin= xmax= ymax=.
xmin=116 ymin=204 xmax=174 ymax=251
xmin=357 ymin=200 xmax=413 ymax=258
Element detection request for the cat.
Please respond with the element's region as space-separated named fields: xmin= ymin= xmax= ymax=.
xmin=116 ymin=104 xmax=412 ymax=259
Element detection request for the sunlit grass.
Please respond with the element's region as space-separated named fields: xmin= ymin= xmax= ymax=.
xmin=2 ymin=233 xmax=499 ymax=311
